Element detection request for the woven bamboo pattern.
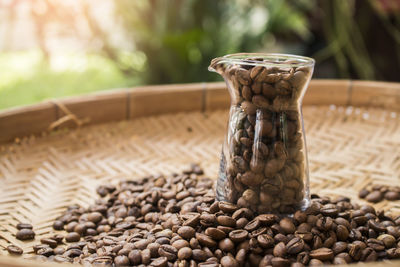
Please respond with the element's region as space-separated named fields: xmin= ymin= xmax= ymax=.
xmin=0 ymin=105 xmax=399 ymax=264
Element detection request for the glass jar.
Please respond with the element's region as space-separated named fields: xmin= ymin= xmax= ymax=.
xmin=209 ymin=53 xmax=315 ymax=214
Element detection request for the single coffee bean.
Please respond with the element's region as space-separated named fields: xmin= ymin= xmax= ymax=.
xmin=16 ymin=223 xmax=33 ymax=230
xmin=192 ymin=249 xmax=207 ymax=261
xmin=257 ymin=234 xmax=274 ymax=248
xmin=52 ymin=220 xmax=64 ymax=230
xmin=177 ymin=226 xmax=196 ymax=239
xmin=16 ymin=229 xmax=35 ymax=240
xmin=205 ymin=227 xmax=226 ymax=240
xmin=196 ymin=233 xmax=217 ymax=247
xmin=220 ymin=255 xmax=239 ymax=267
xmin=360 ymin=247 xmax=378 ymax=262
xmin=37 ymin=247 xmax=54 ymax=257
xmin=219 ymin=238 xmax=235 ymax=252
xmin=286 ymin=237 xmax=304 ymax=254
xmin=244 ymin=218 xmax=260 ymax=231
xmin=309 ymin=248 xmax=334 ymax=261
xmin=229 ymin=229 xmax=248 ymax=243
xmin=279 ymin=218 xmax=295 ymax=234
xmin=88 ymin=212 xmax=103 ymax=223
xmin=271 ymin=257 xmax=290 ymax=267
xmin=178 ymin=247 xmax=192 ymax=260
xmin=65 ymin=232 xmax=80 ymax=242
xmin=333 ymin=257 xmax=348 ymax=265
xmin=336 ymin=225 xmax=350 ymax=241
xmin=33 ymin=244 xmax=49 ymax=253
xmin=217 ymin=216 xmax=236 ymax=227
xmin=236 ymin=68 xmax=251 ymax=85
xmin=308 ymin=259 xmax=324 ymax=266
xmin=385 ymin=191 xmax=400 ymax=201
xmin=365 ymin=191 xmax=383 ymax=203
xmin=358 ymin=189 xmax=370 ymax=199
xmin=218 ymin=201 xmax=238 ymax=213
xmin=7 ymin=245 xmax=23 ymax=255
xmin=273 ymin=242 xmax=287 ymax=257
xmin=128 ymin=249 xmax=142 ymax=265
xmin=40 ymin=238 xmax=58 ymax=248
xmin=377 ymin=234 xmax=396 ymax=248
xmin=158 ymin=244 xmax=177 ymax=261
xmin=114 ymin=255 xmax=130 ymax=266
xmin=141 ymin=248 xmax=152 ymax=265
xmin=151 ymin=257 xmax=168 ymax=267
xmin=171 ymin=239 xmax=188 ymax=250
xmin=53 ymin=247 xmax=65 ymax=255
xmin=93 ymin=256 xmax=113 ymax=265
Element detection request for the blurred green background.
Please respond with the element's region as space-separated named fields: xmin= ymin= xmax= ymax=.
xmin=0 ymin=0 xmax=399 ymax=109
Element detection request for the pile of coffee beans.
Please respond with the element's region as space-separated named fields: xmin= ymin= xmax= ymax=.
xmin=11 ymin=164 xmax=400 ymax=266
xmin=359 ymin=184 xmax=400 ymax=203
xmin=211 ymin=56 xmax=313 ymax=214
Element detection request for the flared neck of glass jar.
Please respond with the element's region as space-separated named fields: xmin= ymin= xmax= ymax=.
xmin=208 ymin=53 xmax=315 ymax=74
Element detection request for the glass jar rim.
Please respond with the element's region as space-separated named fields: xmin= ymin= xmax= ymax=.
xmin=209 ymin=53 xmax=315 ymax=71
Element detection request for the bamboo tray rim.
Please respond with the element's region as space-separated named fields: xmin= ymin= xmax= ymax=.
xmin=0 ymin=79 xmax=400 ymax=144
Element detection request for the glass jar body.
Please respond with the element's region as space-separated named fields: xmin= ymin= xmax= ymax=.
xmin=210 ymin=53 xmax=314 ymax=214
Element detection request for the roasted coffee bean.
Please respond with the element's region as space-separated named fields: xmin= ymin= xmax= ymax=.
xmin=7 ymin=245 xmax=23 ymax=255
xmin=219 ymin=238 xmax=235 ymax=252
xmin=217 ymin=215 xmax=236 ymax=227
xmin=16 ymin=223 xmax=33 ymax=230
xmin=218 ymin=202 xmax=238 ymax=213
xmin=151 ymin=257 xmax=168 ymax=267
xmin=52 ymin=220 xmax=64 ymax=230
xmin=279 ymin=218 xmax=295 ymax=234
xmin=359 ymin=189 xmax=370 ymax=199
xmin=244 ymin=218 xmax=260 ymax=231
xmin=220 ymin=255 xmax=239 ymax=267
xmin=33 ymin=244 xmax=49 ymax=253
xmin=178 ymin=247 xmax=192 ymax=260
xmin=178 ymin=226 xmax=196 ymax=239
xmin=273 ymin=242 xmax=287 ymax=257
xmin=205 ymin=227 xmax=226 ymax=240
xmin=16 ymin=229 xmax=35 ymax=240
xmin=229 ymin=229 xmax=248 ymax=243
xmin=286 ymin=237 xmax=304 ymax=254
xmin=40 ymin=238 xmax=58 ymax=248
xmin=141 ymin=248 xmax=152 ymax=265
xmin=158 ymin=244 xmax=178 ymax=261
xmin=385 ymin=191 xmax=400 ymax=200
xmin=192 ymin=249 xmax=207 ymax=261
xmin=336 ymin=224 xmax=350 ymax=241
xmin=308 ymin=259 xmax=323 ymax=266
xmin=65 ymin=232 xmax=80 ymax=242
xmin=114 ymin=255 xmax=130 ymax=266
xmin=195 ymin=233 xmax=217 ymax=247
xmin=257 ymin=234 xmax=274 ymax=248
xmin=271 ymin=257 xmax=290 ymax=267
xmin=366 ymin=191 xmax=383 ymax=203
xmin=53 ymin=247 xmax=65 ymax=255
xmin=37 ymin=247 xmax=54 ymax=257
xmin=377 ymin=234 xmax=396 ymax=248
xmin=310 ymin=248 xmax=334 ymax=261
xmin=128 ymin=249 xmax=142 ymax=265
xmin=88 ymin=212 xmax=103 ymax=223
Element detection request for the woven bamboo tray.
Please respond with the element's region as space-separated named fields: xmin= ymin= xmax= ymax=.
xmin=0 ymin=80 xmax=399 ymax=267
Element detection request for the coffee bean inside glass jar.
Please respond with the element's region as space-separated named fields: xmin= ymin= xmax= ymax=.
xmin=210 ymin=54 xmax=315 ymax=214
